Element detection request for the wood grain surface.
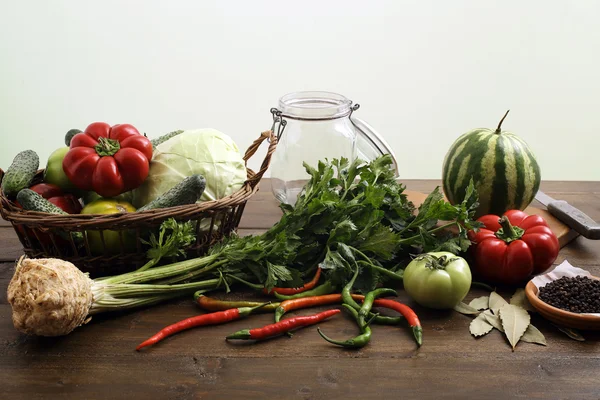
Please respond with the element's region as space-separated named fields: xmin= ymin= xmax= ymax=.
xmin=1 ymin=179 xmax=600 ymax=400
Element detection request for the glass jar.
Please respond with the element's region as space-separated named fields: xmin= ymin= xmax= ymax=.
xmin=270 ymin=91 xmax=398 ymax=205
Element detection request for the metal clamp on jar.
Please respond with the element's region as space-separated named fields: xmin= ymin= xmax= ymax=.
xmin=269 ymin=91 xmax=399 ymax=205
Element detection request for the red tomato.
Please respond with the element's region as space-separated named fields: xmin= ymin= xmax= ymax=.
xmin=63 ymin=122 xmax=153 ymax=197
xmin=28 ymin=183 xmax=63 ymax=199
xmin=14 ymin=183 xmax=82 ymax=247
xmin=47 ymin=194 xmax=82 ymax=214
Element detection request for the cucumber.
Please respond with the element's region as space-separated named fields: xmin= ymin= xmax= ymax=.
xmin=65 ymin=129 xmax=82 ymax=146
xmin=17 ymin=189 xmax=83 ymax=242
xmin=2 ymin=150 xmax=39 ymax=198
xmin=151 ymin=129 xmax=184 ymax=149
xmin=137 ymin=175 xmax=206 ymax=212
xmin=18 ymin=189 xmax=69 ymax=214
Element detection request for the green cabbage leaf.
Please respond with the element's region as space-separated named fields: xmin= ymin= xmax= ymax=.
xmin=132 ymin=128 xmax=247 ymax=208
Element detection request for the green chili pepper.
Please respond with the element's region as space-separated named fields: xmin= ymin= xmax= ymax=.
xmin=273 ymin=280 xmax=336 ymax=300
xmin=358 ymin=288 xmax=397 ymax=329
xmin=317 ymin=304 xmax=372 ymax=348
xmin=342 ymin=267 xmax=403 ymax=326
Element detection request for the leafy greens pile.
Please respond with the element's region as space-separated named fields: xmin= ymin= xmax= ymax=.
xmin=163 ymin=154 xmax=482 ymax=294
xmin=6 ymin=154 xmax=485 ymax=338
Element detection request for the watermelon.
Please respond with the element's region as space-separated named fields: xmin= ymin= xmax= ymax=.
xmin=442 ymin=111 xmax=541 ymax=218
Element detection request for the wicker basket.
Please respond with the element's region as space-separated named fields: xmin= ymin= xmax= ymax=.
xmin=0 ymin=130 xmax=277 ymax=277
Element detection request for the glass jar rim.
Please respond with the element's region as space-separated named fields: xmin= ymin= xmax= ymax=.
xmin=278 ymin=91 xmax=353 ymax=120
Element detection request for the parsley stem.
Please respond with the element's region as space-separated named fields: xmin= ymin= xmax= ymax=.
xmin=357 ymin=260 xmax=404 ymax=281
xmin=350 ymin=247 xmax=404 ymax=281
xmin=397 ymin=222 xmax=458 ymax=245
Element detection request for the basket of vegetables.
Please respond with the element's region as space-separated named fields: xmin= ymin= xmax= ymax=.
xmin=0 ymin=122 xmax=277 ymax=276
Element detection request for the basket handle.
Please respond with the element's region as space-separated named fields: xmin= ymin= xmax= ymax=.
xmin=243 ymin=130 xmax=278 ymax=189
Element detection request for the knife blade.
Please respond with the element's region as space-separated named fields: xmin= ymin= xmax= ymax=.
xmin=534 ymin=190 xmax=600 ymax=240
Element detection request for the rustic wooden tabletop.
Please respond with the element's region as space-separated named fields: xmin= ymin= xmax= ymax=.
xmin=1 ymin=179 xmax=600 ymax=400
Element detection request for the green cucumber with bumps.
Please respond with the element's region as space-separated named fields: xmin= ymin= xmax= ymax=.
xmin=151 ymin=129 xmax=184 ymax=149
xmin=17 ymin=189 xmax=83 ymax=242
xmin=2 ymin=150 xmax=40 ymax=198
xmin=65 ymin=128 xmax=82 ymax=146
xmin=137 ymin=175 xmax=206 ymax=212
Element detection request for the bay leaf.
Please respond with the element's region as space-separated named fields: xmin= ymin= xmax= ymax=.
xmin=468 ymin=296 xmax=490 ymax=311
xmin=470 ymin=314 xmax=493 ymax=337
xmin=499 ymin=304 xmax=531 ymax=350
xmin=482 ymin=310 xmax=504 ymax=332
xmin=510 ymin=288 xmax=535 ymax=312
xmin=520 ymin=324 xmax=547 ymax=346
xmin=552 ymin=324 xmax=586 ymax=342
xmin=453 ymin=302 xmax=480 ymax=315
xmin=489 ymin=291 xmax=509 ymax=314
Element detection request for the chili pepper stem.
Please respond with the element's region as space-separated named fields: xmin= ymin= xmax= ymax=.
xmin=364 ymin=312 xmax=380 ymax=327
xmin=238 ymin=302 xmax=272 ymax=317
xmin=225 ymin=329 xmax=252 ymax=340
xmin=317 ymin=327 xmax=350 ymax=347
xmin=413 ymin=326 xmax=423 ymax=347
xmin=274 ymin=306 xmax=285 ymax=323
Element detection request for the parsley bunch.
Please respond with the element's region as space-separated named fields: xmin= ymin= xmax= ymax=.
xmin=204 ymin=154 xmax=482 ymax=293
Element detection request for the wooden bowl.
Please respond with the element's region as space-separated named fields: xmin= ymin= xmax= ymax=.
xmin=525 ymin=277 xmax=600 ymax=330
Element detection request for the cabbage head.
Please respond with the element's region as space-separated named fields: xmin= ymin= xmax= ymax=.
xmin=132 ymin=128 xmax=247 ymax=208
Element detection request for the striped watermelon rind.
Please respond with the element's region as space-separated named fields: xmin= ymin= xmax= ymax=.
xmin=442 ymin=111 xmax=541 ymax=218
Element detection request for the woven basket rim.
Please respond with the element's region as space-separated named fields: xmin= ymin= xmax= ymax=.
xmin=0 ymin=130 xmax=277 ymax=230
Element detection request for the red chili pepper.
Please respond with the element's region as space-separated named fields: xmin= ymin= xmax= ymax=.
xmin=372 ymin=298 xmax=423 ymax=347
xmin=226 ymin=308 xmax=340 ymax=341
xmin=229 ymin=267 xmax=325 ymax=297
xmin=274 ymin=293 xmax=365 ymax=322
xmin=263 ymin=266 xmax=322 ymax=295
xmin=136 ymin=302 xmax=270 ymax=350
xmin=467 ymin=209 xmax=560 ymax=285
xmin=194 ymin=292 xmax=280 ymax=312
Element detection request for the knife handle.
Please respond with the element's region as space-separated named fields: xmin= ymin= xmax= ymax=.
xmin=547 ymin=200 xmax=600 ymax=240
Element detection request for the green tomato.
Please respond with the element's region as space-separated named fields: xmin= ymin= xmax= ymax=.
xmin=81 ymin=199 xmax=137 ymax=255
xmin=43 ymin=147 xmax=77 ymax=192
xmin=403 ymin=251 xmax=472 ymax=310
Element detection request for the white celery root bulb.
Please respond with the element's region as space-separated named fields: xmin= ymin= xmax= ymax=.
xmin=7 ymin=257 xmax=94 ymax=337
xmin=6 ymin=254 xmax=223 ymax=337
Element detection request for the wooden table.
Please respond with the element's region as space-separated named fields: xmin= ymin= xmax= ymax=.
xmin=1 ymin=179 xmax=600 ymax=400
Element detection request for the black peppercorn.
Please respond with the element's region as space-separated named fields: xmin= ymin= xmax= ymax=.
xmin=538 ymin=276 xmax=600 ymax=313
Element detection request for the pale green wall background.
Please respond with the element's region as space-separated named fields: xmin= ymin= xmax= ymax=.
xmin=1 ymin=0 xmax=598 ymax=181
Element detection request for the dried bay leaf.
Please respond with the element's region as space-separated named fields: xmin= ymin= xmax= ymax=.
xmin=499 ymin=304 xmax=531 ymax=350
xmin=489 ymin=291 xmax=509 ymax=314
xmin=520 ymin=324 xmax=547 ymax=346
xmin=468 ymin=296 xmax=490 ymax=311
xmin=453 ymin=302 xmax=480 ymax=315
xmin=470 ymin=314 xmax=493 ymax=337
xmin=482 ymin=310 xmax=504 ymax=332
xmin=510 ymin=288 xmax=535 ymax=312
